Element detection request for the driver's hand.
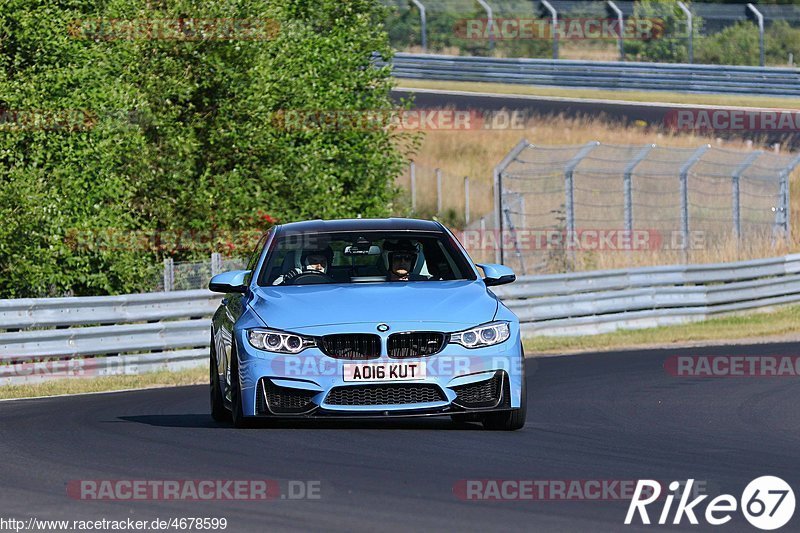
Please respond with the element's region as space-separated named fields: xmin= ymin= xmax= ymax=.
xmin=281 ymin=269 xmax=301 ymax=285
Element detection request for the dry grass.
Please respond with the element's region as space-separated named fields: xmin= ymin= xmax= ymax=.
xmin=0 ymin=366 xmax=206 ymax=400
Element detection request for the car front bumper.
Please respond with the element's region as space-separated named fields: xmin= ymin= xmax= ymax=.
xmin=233 ymin=322 xmax=524 ymax=418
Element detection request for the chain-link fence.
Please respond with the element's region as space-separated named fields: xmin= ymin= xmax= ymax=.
xmin=493 ymin=140 xmax=800 ymax=274
xmin=397 ymin=162 xmax=494 ymax=227
xmin=156 ymin=254 xmax=246 ymax=291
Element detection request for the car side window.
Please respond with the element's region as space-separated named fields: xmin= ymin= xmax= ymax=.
xmin=244 ymin=230 xmax=271 ymax=284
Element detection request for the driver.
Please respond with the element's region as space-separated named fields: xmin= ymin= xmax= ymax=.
xmin=275 ymin=247 xmax=333 ymax=285
xmin=384 ymin=239 xmax=421 ymax=282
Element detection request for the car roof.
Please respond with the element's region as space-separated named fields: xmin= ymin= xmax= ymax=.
xmin=276 ymin=218 xmax=444 ymax=234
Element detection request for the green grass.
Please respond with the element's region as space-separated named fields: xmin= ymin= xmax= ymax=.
xmin=0 ymin=366 xmax=206 ymax=400
xmin=396 ymin=79 xmax=800 ymax=110
xmin=525 ymin=305 xmax=800 ymax=355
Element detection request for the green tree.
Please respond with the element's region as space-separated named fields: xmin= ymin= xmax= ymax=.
xmin=0 ymin=0 xmax=415 ymax=297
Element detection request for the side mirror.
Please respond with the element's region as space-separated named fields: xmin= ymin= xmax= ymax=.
xmin=476 ymin=263 xmax=516 ymax=287
xmin=208 ymin=270 xmax=250 ymax=294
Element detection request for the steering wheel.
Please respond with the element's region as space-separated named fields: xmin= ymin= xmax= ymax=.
xmin=286 ymin=271 xmax=335 ymax=285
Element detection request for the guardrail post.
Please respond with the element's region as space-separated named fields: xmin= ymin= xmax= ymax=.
xmin=607 ymin=1 xmax=625 ymax=61
xmin=163 ymin=258 xmax=174 ymax=292
xmin=731 ymin=151 xmax=761 ymax=243
xmin=623 ymin=144 xmax=655 ymax=238
xmin=464 ymin=176 xmax=470 ymax=224
xmin=679 ymin=145 xmax=710 ymax=258
xmin=410 ymin=0 xmax=427 ymax=52
xmin=410 ymin=161 xmax=417 ymax=212
xmin=541 ymin=0 xmax=559 ymax=59
xmin=476 ymin=0 xmax=494 ymax=52
xmin=436 ymin=168 xmax=442 ymax=215
xmin=677 ymin=1 xmax=693 ymax=63
xmin=493 ymin=139 xmax=531 ymax=264
xmin=747 ymin=3 xmax=765 ymax=67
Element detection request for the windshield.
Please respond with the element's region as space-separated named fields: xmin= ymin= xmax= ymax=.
xmin=257 ymin=230 xmax=476 ymax=286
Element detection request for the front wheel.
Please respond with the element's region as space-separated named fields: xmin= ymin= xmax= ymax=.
xmin=210 ymin=341 xmax=229 ymax=422
xmin=483 ymin=346 xmax=527 ymax=431
xmin=229 ymin=341 xmax=251 ymax=428
xmin=482 ymin=384 xmax=526 ymax=430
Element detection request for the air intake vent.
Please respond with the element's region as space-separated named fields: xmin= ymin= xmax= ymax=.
xmin=325 ymin=384 xmax=446 ymax=406
xmin=319 ymin=334 xmax=381 ymax=360
xmin=387 ymin=332 xmax=445 ymax=358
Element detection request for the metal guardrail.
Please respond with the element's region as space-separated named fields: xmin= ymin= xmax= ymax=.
xmin=2 ymin=253 xmax=800 ymax=384
xmin=386 ymin=53 xmax=800 ymax=96
xmin=493 ymin=253 xmax=800 ymax=336
xmin=0 ymin=290 xmax=219 ymax=386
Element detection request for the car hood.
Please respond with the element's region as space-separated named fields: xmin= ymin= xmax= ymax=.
xmin=248 ymin=280 xmax=498 ymax=331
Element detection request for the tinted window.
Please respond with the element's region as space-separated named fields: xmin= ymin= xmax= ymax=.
xmin=258 ymin=231 xmax=476 ymax=286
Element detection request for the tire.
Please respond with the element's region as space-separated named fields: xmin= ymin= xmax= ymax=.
xmin=209 ymin=342 xmax=230 ymax=423
xmin=229 ymin=341 xmax=251 ymax=428
xmin=483 ymin=345 xmax=527 ymax=431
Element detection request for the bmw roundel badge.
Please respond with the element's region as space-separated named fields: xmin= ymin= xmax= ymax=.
xmin=377 ymin=323 xmax=390 ymax=332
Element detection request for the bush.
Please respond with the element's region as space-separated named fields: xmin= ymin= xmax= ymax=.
xmin=0 ymin=0 xmax=415 ymax=297
xmin=624 ymin=0 xmax=700 ymax=63
xmin=696 ymin=20 xmax=761 ymax=65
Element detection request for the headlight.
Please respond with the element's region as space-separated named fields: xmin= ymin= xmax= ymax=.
xmin=450 ymin=321 xmax=510 ymax=348
xmin=247 ymin=328 xmax=316 ymax=354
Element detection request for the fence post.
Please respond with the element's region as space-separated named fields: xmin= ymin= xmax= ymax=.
xmin=679 ymin=145 xmax=710 ymax=258
xmin=503 ymin=208 xmax=526 ymax=276
xmin=464 ymin=176 xmax=470 ymax=224
xmin=476 ymin=0 xmax=494 ymax=52
xmin=732 ymin=151 xmax=761 ymax=243
xmin=677 ymin=1 xmax=693 ymax=63
xmin=410 ymin=161 xmax=417 ymax=212
xmin=493 ymin=139 xmax=532 ymax=265
xmin=411 ymin=0 xmax=427 ymax=52
xmin=564 ymin=142 xmax=600 ymax=266
xmin=607 ymin=1 xmax=625 ymax=61
xmin=777 ymin=155 xmax=800 ymax=242
xmin=163 ymin=257 xmax=174 ymax=292
xmin=211 ymin=252 xmax=221 ymax=277
xmin=623 ymin=144 xmax=655 ymax=238
xmin=541 ymin=0 xmax=559 ymax=60
xmin=436 ymin=168 xmax=442 ymax=215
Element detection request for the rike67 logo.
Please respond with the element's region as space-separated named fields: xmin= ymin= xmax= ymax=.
xmin=625 ymin=477 xmax=795 ymax=530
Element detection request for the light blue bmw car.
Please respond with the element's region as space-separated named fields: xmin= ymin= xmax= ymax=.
xmin=208 ymin=218 xmax=525 ymax=430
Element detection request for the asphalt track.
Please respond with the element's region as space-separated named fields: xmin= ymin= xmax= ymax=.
xmin=2 ymin=342 xmax=799 ymax=532
xmin=392 ymin=88 xmax=800 ymax=150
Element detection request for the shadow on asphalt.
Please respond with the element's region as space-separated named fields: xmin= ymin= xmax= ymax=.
xmin=118 ymin=414 xmax=489 ymax=431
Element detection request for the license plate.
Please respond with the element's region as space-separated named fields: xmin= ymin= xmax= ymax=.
xmin=343 ymin=362 xmax=426 ymax=382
